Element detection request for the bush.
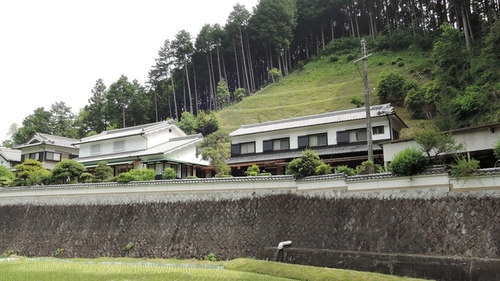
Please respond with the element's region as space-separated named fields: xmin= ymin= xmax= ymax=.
xmin=450 ymin=156 xmax=480 ymax=180
xmin=356 ymin=160 xmax=384 ymax=175
xmin=335 ymin=165 xmax=356 ymax=176
xmin=286 ymin=149 xmax=323 ymax=179
xmin=315 ymin=164 xmax=332 ymax=175
xmin=296 ymin=60 xmax=305 ymax=70
xmin=0 ymin=166 xmax=14 ymax=181
xmin=398 ymin=61 xmax=405 ymax=67
xmin=0 ymin=176 xmax=12 ymax=187
xmin=128 ymin=168 xmax=155 ymax=181
xmin=116 ymin=172 xmax=135 ymax=183
xmin=346 ymin=54 xmax=356 ymax=62
xmin=389 ymin=147 xmax=429 ymax=176
xmin=51 ymin=159 xmax=86 ymax=184
xmin=79 ymin=172 xmax=94 ymax=183
xmin=93 ymin=161 xmax=113 ymax=182
xmin=329 ymin=55 xmax=339 ymax=63
xmin=204 ymin=253 xmax=217 ymax=262
xmin=233 ymin=88 xmax=245 ymax=102
xmin=163 ymin=167 xmax=177 ymax=179
xmin=494 ymin=139 xmax=500 ymax=160
xmin=246 ymin=164 xmax=260 ymax=176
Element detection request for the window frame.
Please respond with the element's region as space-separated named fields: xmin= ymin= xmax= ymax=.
xmin=263 ymin=138 xmax=290 ymax=152
xmin=372 ymin=126 xmax=385 ymax=135
xmin=90 ymin=144 xmax=101 ymax=155
xmin=113 ymin=140 xmax=125 ymax=152
xmin=45 ymin=152 xmax=61 ymax=161
xmin=298 ymin=133 xmax=328 ymax=148
xmin=231 ymin=142 xmax=256 ymax=155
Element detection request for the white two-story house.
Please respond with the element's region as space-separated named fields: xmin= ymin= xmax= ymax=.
xmin=15 ymin=133 xmax=80 ymax=170
xmin=74 ymin=120 xmax=210 ymax=178
xmin=227 ymin=103 xmax=407 ymax=176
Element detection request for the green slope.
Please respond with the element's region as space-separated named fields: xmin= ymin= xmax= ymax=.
xmin=216 ymin=51 xmax=434 ymax=137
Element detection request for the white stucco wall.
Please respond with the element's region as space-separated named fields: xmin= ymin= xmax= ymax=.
xmin=146 ymin=126 xmax=186 ymax=147
xmin=79 ymin=135 xmax=146 ymax=158
xmin=232 ymin=116 xmax=393 ymax=153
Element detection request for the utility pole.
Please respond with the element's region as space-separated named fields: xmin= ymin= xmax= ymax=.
xmin=354 ymin=38 xmax=373 ymax=171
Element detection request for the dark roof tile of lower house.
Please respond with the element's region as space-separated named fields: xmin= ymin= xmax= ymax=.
xmin=226 ymin=144 xmax=382 ymax=165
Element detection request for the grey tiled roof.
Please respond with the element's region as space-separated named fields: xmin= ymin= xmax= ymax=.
xmin=15 ymin=133 xmax=79 ymax=149
xmin=226 ymin=144 xmax=382 ymax=165
xmin=130 ymin=134 xmax=203 ymax=157
xmin=0 ymin=147 xmax=21 ymax=162
xmin=230 ymin=103 xmax=395 ymax=137
xmin=75 ymin=120 xmax=178 ymax=144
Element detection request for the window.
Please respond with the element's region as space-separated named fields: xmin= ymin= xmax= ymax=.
xmin=29 ymin=153 xmax=40 ymax=160
xmin=91 ymin=144 xmax=101 ymax=154
xmin=240 ymin=142 xmax=255 ymax=154
xmin=298 ymin=133 xmax=327 ymax=148
xmin=263 ymin=138 xmax=289 ymax=152
xmin=113 ymin=140 xmax=125 ymax=151
xmin=349 ymin=129 xmax=367 ymax=142
xmin=373 ymin=126 xmax=384 ymax=135
xmin=45 ymin=152 xmax=61 ymax=161
xmin=231 ymin=142 xmax=255 ymax=155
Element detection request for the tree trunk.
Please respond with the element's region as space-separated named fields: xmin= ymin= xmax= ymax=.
xmin=245 ymin=33 xmax=256 ymax=93
xmin=170 ymin=71 xmax=178 ymax=121
xmin=207 ymin=54 xmax=215 ymax=110
xmin=239 ymin=27 xmax=250 ymax=95
xmin=192 ymin=61 xmax=199 ymax=113
xmin=184 ymin=61 xmax=193 ymax=114
xmin=461 ymin=6 xmax=472 ymax=50
xmin=233 ymin=40 xmax=241 ymax=89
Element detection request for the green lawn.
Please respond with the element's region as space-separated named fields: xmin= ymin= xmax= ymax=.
xmin=0 ymin=257 xmax=429 ymax=281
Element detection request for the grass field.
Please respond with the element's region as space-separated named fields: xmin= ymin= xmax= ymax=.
xmin=216 ymin=50 xmax=434 ymax=137
xmin=0 ymin=257 xmax=429 ymax=281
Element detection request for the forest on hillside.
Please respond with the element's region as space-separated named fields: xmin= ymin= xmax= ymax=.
xmin=4 ymin=0 xmax=500 ymax=146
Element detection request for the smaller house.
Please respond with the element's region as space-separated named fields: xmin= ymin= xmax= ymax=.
xmin=15 ymin=133 xmax=79 ymax=170
xmin=74 ymin=120 xmax=210 ymax=178
xmin=382 ymin=122 xmax=500 ymax=168
xmin=0 ymin=147 xmax=21 ymax=170
xmin=227 ymin=103 xmax=407 ymax=176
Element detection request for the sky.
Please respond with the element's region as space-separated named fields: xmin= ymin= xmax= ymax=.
xmin=0 ymin=0 xmax=259 ymax=143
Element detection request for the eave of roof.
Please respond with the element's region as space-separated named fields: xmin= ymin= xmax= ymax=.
xmin=226 ymin=144 xmax=382 ymax=165
xmin=230 ymin=103 xmax=398 ymax=137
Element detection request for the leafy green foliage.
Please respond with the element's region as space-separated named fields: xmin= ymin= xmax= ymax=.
xmin=0 ymin=165 xmax=14 ymax=181
xmin=15 ymin=159 xmax=49 ymax=185
xmin=116 ymin=173 xmax=136 ymax=184
xmin=245 ymin=164 xmax=260 ymax=176
xmin=162 ymin=168 xmax=177 ymax=179
xmin=377 ymin=72 xmax=417 ymax=106
xmin=216 ymin=78 xmax=230 ymax=109
xmin=79 ymin=172 xmax=94 ymax=183
xmin=124 ymin=242 xmax=134 ymax=252
xmin=315 ymin=164 xmax=332 ymax=175
xmin=355 ymin=160 xmax=384 ymax=175
xmin=51 ymin=159 xmax=86 ymax=184
xmin=26 ymin=169 xmax=52 ymax=186
xmin=414 ymin=130 xmax=463 ymax=164
xmin=335 ymin=165 xmax=356 ymax=176
xmin=389 ymin=147 xmax=429 ymax=176
xmin=233 ymin=88 xmax=245 ymax=103
xmin=129 ymin=169 xmax=156 ymax=181
xmin=197 ymin=131 xmax=231 ymax=176
xmin=177 ymin=112 xmax=197 ymax=135
xmin=268 ymin=68 xmax=280 ymax=81
xmin=0 ymin=176 xmax=12 ymax=187
xmin=286 ymin=149 xmax=323 ymax=179
xmin=450 ymin=156 xmax=480 ymax=180
xmin=494 ymin=139 xmax=500 ymax=160
xmin=350 ymin=97 xmax=364 ymax=108
xmin=93 ymin=161 xmax=113 ymax=182
xmin=204 ymin=253 xmax=217 ymax=262
xmin=196 ymin=111 xmax=219 ymax=136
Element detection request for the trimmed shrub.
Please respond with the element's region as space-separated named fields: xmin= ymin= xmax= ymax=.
xmin=79 ymin=172 xmax=94 ymax=183
xmin=246 ymin=164 xmax=260 ymax=176
xmin=315 ymin=164 xmax=332 ymax=175
xmin=0 ymin=176 xmax=12 ymax=187
xmin=389 ymin=147 xmax=429 ymax=176
xmin=162 ymin=168 xmax=177 ymax=179
xmin=356 ymin=160 xmax=384 ymax=175
xmin=286 ymin=149 xmax=323 ymax=179
xmin=116 ymin=173 xmax=135 ymax=183
xmin=335 ymin=165 xmax=356 ymax=176
xmin=346 ymin=54 xmax=356 ymax=62
xmin=128 ymin=168 xmax=155 ymax=181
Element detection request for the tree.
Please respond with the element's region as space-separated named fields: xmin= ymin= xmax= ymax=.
xmin=14 ymin=159 xmax=50 ymax=186
xmin=51 ymin=159 xmax=86 ymax=184
xmin=196 ymin=111 xmax=219 ymax=136
xmin=0 ymin=165 xmax=14 ymax=187
xmin=93 ymin=161 xmax=113 ymax=182
xmin=106 ymin=75 xmax=134 ymax=129
xmin=286 ymin=148 xmax=323 ymax=179
xmin=12 ymin=108 xmax=51 ymax=145
xmin=389 ymin=147 xmax=429 ymax=176
xmin=216 ymin=78 xmax=230 ymax=109
xmin=177 ymin=112 xmax=197 ymax=135
xmin=171 ymin=30 xmax=195 ymax=114
xmin=83 ymin=79 xmax=108 ymax=134
xmin=377 ymin=72 xmax=417 ymax=106
xmin=49 ymin=101 xmax=78 ymax=138
xmin=414 ymin=129 xmax=464 ymax=165
xmin=196 ymin=131 xmax=231 ymax=176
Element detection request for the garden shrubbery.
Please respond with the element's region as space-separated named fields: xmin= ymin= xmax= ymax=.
xmin=389 ymin=147 xmax=428 ymax=176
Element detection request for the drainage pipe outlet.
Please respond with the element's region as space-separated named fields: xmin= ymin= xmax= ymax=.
xmin=277 ymin=241 xmax=292 ymax=250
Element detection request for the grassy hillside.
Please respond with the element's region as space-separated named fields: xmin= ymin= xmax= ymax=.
xmin=216 ymin=50 xmax=434 ymax=137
